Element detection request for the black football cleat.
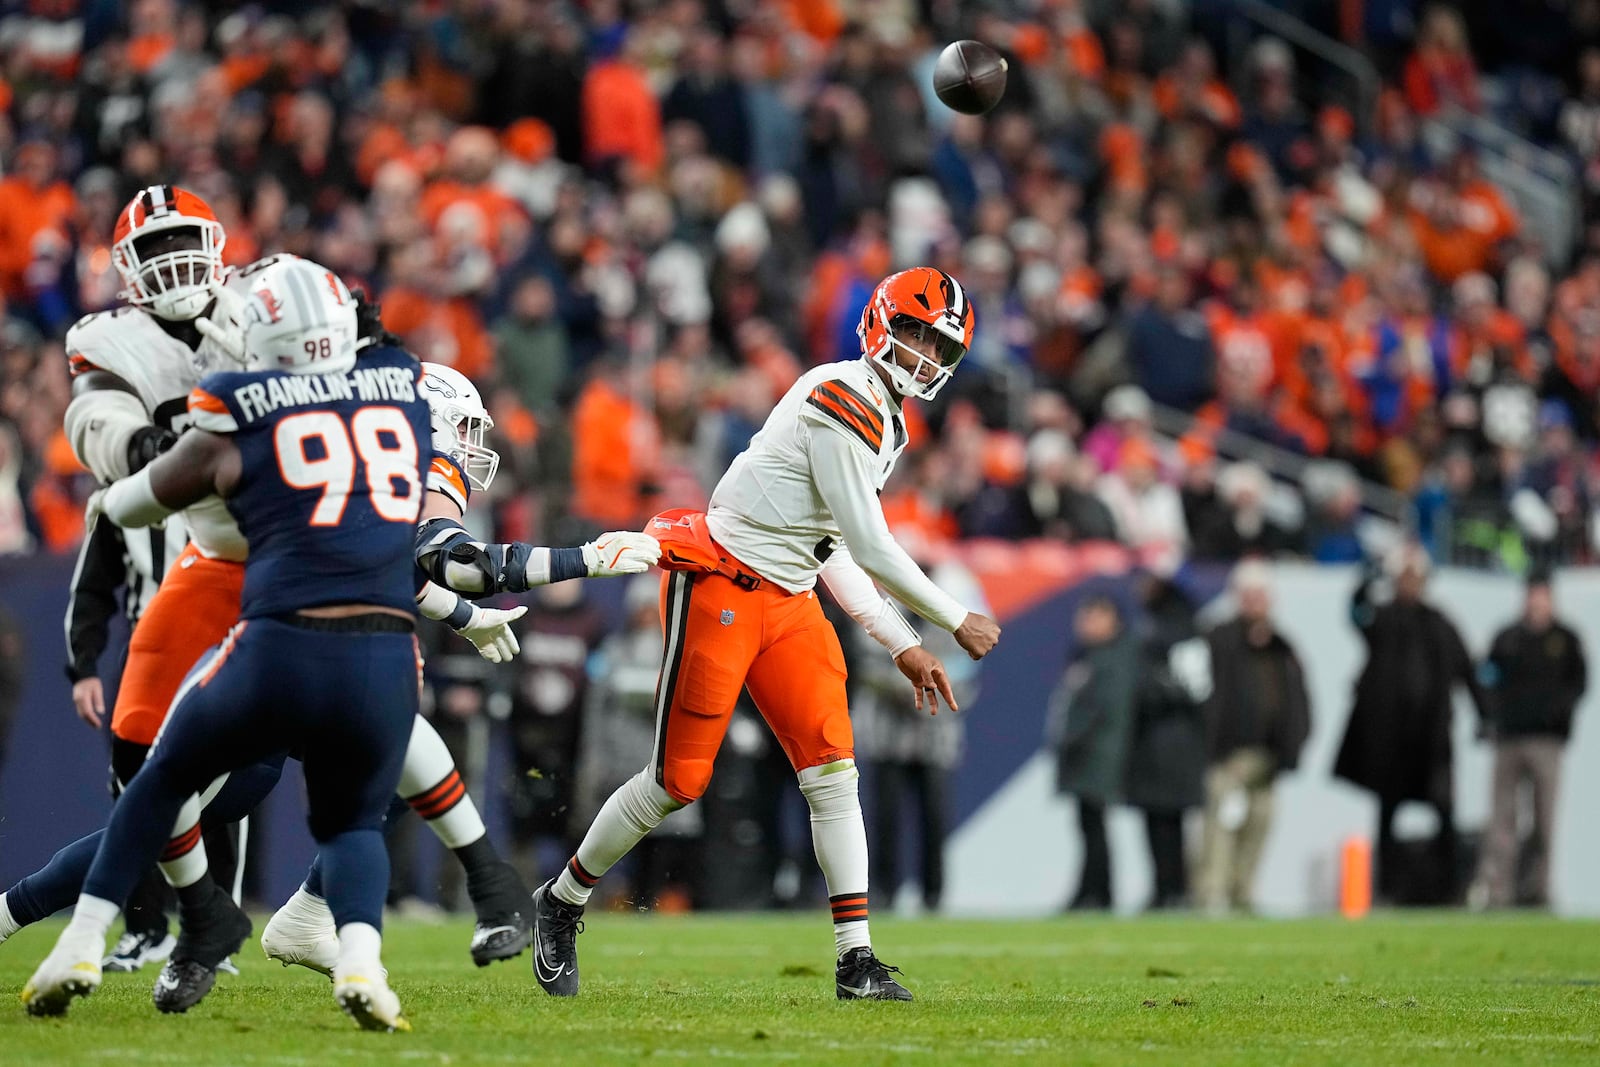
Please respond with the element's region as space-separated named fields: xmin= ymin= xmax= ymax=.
xmin=835 ymin=946 xmax=914 ymax=1001
xmin=153 ymin=958 xmax=220 ymax=1014
xmin=466 ymin=860 xmax=533 ymax=966
xmin=530 ymin=880 xmax=583 ymax=996
xmin=154 ymin=886 xmax=251 ymax=1013
xmin=470 ymin=906 xmax=532 ymax=968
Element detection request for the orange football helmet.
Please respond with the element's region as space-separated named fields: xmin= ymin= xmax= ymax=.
xmin=857 ymin=267 xmax=973 ymax=400
xmin=111 ymin=184 xmax=226 ymax=321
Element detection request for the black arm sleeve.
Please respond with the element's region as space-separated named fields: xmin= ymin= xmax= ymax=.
xmin=65 ymin=516 xmax=128 ymax=683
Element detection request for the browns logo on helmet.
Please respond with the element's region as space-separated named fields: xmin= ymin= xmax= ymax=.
xmin=111 ymin=185 xmax=226 ymax=322
xmin=857 ymin=267 xmax=974 ymax=401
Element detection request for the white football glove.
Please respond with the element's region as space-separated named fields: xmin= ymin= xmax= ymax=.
xmin=581 ymin=531 xmax=661 ymax=578
xmin=456 ymin=604 xmax=527 ymax=663
xmin=84 ymin=487 xmax=107 ymax=525
xmin=195 ymin=285 xmax=249 ymax=365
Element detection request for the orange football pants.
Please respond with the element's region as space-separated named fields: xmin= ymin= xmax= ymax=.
xmin=651 ymin=569 xmax=853 ymax=805
xmin=111 ymin=543 xmax=246 ymax=746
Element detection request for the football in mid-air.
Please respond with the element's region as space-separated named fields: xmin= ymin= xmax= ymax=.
xmin=933 ymin=40 xmax=1008 ymax=115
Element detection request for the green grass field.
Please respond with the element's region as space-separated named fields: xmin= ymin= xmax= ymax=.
xmin=1 ymin=912 xmax=1597 ymax=1066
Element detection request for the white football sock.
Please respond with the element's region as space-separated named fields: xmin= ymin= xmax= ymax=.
xmin=335 ymin=921 xmax=383 ymax=975
xmin=799 ymin=759 xmax=872 ymax=958
xmin=157 ymin=791 xmax=209 ymax=889
xmin=66 ymin=893 xmax=121 ymax=944
xmin=400 ymin=716 xmax=486 ymax=849
xmin=554 ymin=768 xmax=680 ymax=907
xmin=0 ymin=891 xmax=19 ymax=943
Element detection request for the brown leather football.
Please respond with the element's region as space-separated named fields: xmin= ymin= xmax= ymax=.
xmin=933 ymin=40 xmax=1008 ymax=116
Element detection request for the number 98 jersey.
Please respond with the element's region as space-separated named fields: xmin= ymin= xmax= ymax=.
xmin=185 ymin=344 xmax=432 ymax=619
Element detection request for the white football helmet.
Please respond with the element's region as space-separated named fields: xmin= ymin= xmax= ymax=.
xmin=239 ymin=257 xmax=359 ymax=376
xmin=419 ymin=362 xmax=499 ymax=492
xmin=111 ymin=184 xmax=227 ymax=321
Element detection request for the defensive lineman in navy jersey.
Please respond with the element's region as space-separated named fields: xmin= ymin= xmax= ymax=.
xmin=24 ymin=258 xmax=426 ymax=1031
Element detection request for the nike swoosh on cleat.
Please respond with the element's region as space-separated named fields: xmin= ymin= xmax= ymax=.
xmin=839 ymin=982 xmax=876 ymax=997
xmin=532 ymin=940 xmax=567 ymax=983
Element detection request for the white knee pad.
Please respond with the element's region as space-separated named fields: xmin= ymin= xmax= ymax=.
xmin=798 ymin=759 xmax=861 ymax=822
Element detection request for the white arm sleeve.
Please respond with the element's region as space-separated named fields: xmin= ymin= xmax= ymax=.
xmin=808 ymin=423 xmax=969 ymax=632
xmin=65 ymin=388 xmax=148 ymax=483
xmin=819 ymin=545 xmax=921 ymax=658
xmin=100 ymin=468 xmax=174 ymax=528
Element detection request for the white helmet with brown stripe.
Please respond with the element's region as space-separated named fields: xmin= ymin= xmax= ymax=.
xmin=419 ymin=362 xmax=499 ymax=492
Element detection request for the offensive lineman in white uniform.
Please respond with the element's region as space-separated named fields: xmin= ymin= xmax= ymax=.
xmin=527 ymin=267 xmax=1003 ymax=1001
xmin=0 ymin=187 xmax=654 ymax=1012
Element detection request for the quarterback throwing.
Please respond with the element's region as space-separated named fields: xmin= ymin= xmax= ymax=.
xmin=530 ymin=267 xmax=1002 ymax=1002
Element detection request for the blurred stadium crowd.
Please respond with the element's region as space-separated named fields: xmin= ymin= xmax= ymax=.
xmin=0 ymin=0 xmax=1596 ymax=575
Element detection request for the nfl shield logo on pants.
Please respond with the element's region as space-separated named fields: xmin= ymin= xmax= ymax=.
xmin=720 ymin=609 xmax=735 ymax=626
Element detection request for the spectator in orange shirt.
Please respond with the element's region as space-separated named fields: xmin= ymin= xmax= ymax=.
xmin=1403 ymin=6 xmax=1481 ymax=117
xmin=1451 ymin=272 xmax=1533 ymax=384
xmin=1153 ymin=40 xmax=1241 ymax=131
xmin=0 ymin=143 xmax=75 ymax=306
xmin=127 ymin=0 xmax=178 ymax=76
xmin=569 ymin=362 xmax=661 ymax=529
xmin=880 ymin=448 xmax=962 ymax=546
xmin=582 ymin=32 xmax=665 ymax=178
xmin=1409 ymin=156 xmax=1516 ymax=284
xmin=379 ymin=238 xmax=494 ymax=380
xmin=1053 ymin=0 xmax=1106 ymax=83
xmin=420 ymin=127 xmax=528 ymax=262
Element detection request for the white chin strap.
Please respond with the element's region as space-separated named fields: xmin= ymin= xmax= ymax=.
xmin=149 ymin=286 xmax=214 ymax=322
xmin=875 ymin=339 xmax=953 ymax=401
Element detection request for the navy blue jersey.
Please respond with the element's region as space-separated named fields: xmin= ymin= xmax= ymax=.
xmin=188 ymin=344 xmax=431 ymax=619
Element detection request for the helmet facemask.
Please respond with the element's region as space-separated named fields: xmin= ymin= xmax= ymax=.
xmin=874 ymin=314 xmax=967 ymax=401
xmin=440 ymin=409 xmax=500 ymax=493
xmin=113 ymin=222 xmax=226 ymax=321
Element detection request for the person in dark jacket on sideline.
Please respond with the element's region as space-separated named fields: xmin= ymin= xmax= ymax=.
xmin=1048 ymin=594 xmax=1140 ymax=911
xmin=1196 ymin=560 xmax=1311 ymax=914
xmin=1334 ymin=543 xmax=1486 ymax=904
xmin=1123 ymin=575 xmax=1209 ymax=910
xmin=1468 ymin=570 xmax=1587 ymax=909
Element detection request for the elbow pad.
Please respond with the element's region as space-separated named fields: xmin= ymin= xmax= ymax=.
xmin=416 ymin=516 xmax=493 ymax=594
xmin=65 ymin=390 xmax=148 ymax=483
xmin=415 ymin=517 xmax=536 ymax=597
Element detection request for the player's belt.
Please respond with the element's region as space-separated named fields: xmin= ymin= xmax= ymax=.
xmin=271 ymin=611 xmax=416 ymax=634
xmin=712 ymin=558 xmax=763 ymax=591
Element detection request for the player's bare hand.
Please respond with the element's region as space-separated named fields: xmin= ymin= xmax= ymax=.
xmin=954 ymin=612 xmax=1001 ymax=660
xmin=894 ymin=646 xmax=957 ymax=714
xmin=583 ymin=531 xmax=661 ymax=578
xmin=72 ymin=677 xmax=105 ymax=729
xmin=458 ymin=604 xmax=527 ymax=663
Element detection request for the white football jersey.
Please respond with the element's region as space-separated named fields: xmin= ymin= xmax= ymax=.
xmin=706 ymin=360 xmax=907 ymax=594
xmin=62 ymin=256 xmax=297 ymax=561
